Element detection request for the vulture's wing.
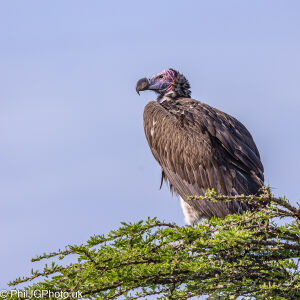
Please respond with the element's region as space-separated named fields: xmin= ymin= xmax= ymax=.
xmin=143 ymin=98 xmax=264 ymax=219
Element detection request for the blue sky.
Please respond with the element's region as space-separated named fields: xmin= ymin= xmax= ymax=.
xmin=0 ymin=0 xmax=300 ymax=289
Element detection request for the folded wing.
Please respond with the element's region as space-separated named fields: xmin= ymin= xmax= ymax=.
xmin=143 ymin=99 xmax=264 ymax=219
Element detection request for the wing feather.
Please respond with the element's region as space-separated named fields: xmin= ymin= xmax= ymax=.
xmin=143 ymin=99 xmax=264 ymax=219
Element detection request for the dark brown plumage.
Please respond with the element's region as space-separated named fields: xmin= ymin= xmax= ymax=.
xmin=137 ymin=69 xmax=264 ymax=223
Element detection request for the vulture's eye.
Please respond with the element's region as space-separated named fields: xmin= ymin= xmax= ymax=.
xmin=159 ymin=75 xmax=164 ymax=79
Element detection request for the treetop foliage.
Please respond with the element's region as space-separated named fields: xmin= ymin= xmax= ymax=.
xmin=4 ymin=187 xmax=300 ymax=299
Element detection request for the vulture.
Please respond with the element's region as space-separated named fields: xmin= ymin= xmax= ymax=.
xmin=136 ymin=69 xmax=264 ymax=224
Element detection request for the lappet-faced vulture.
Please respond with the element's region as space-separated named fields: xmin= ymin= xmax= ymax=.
xmin=136 ymin=69 xmax=264 ymax=224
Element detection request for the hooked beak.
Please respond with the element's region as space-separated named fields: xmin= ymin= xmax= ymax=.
xmin=136 ymin=77 xmax=149 ymax=95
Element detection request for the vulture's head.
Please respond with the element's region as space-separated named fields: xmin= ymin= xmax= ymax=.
xmin=136 ymin=69 xmax=191 ymax=101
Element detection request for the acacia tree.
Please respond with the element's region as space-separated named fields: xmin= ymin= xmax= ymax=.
xmin=3 ymin=187 xmax=300 ymax=299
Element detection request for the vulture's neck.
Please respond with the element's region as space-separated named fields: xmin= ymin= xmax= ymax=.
xmin=157 ymin=90 xmax=177 ymax=103
xmin=157 ymin=86 xmax=191 ymax=103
